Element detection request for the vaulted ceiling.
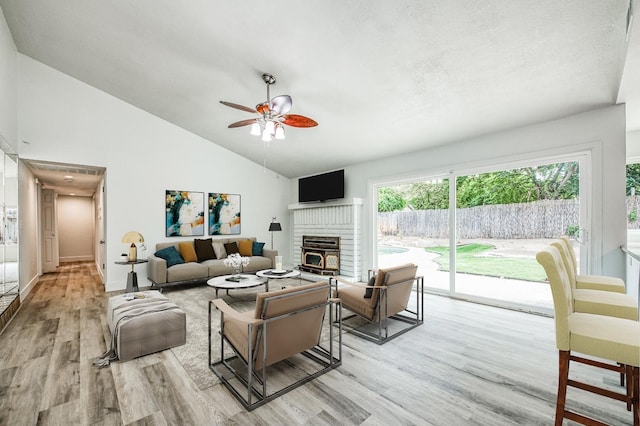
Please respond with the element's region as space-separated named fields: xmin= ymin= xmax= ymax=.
xmin=1 ymin=1 xmax=639 ymax=178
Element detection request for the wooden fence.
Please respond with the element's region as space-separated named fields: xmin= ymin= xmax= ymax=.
xmin=378 ymin=199 xmax=580 ymax=239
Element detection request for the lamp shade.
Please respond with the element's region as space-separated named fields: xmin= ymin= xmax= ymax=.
xmin=268 ymin=222 xmax=282 ymax=232
xmin=121 ymin=231 xmax=144 ymax=244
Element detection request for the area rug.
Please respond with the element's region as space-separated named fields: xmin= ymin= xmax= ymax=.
xmin=164 ymin=278 xmax=321 ymax=391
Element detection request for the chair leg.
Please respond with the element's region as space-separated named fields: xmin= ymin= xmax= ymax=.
xmin=556 ymin=350 xmax=570 ymax=426
xmin=633 ymin=366 xmax=639 ymax=426
xmin=621 ymin=363 xmax=626 ymax=387
xmin=628 ymin=365 xmax=633 ymax=411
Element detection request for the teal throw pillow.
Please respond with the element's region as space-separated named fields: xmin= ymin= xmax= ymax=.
xmin=155 ymin=246 xmax=185 ymax=268
xmin=252 ymin=241 xmax=265 ymax=256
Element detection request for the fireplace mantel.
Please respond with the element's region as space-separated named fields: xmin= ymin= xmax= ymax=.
xmin=288 ymin=197 xmax=363 ymax=210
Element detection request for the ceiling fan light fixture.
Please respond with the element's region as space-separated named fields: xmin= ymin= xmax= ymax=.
xmin=265 ymin=120 xmax=275 ymax=135
xmin=220 ymin=73 xmax=317 ymax=143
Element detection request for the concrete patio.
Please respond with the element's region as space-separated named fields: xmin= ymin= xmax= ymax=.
xmin=377 ymin=238 xmax=554 ymax=314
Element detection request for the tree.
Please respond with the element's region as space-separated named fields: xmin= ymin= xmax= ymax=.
xmin=407 ymin=181 xmax=449 ymax=210
xmin=626 ymin=163 xmax=640 ymax=196
xmin=377 ymin=187 xmax=406 ymax=212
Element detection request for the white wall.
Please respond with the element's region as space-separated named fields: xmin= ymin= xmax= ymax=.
xmin=18 ymin=162 xmax=39 ymax=298
xmin=57 ymin=195 xmax=94 ymax=262
xmin=628 ymin=129 xmax=640 ymax=159
xmin=302 ymin=105 xmax=626 ymax=279
xmin=17 ymin=55 xmax=292 ymax=291
xmin=0 ymin=7 xmax=17 ymax=152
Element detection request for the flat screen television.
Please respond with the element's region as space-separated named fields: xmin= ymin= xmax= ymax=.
xmin=298 ymin=169 xmax=345 ymax=202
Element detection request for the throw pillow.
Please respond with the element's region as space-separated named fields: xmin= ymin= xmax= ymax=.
xmin=238 ymin=239 xmax=253 ymax=257
xmin=194 ymin=238 xmax=216 ymax=261
xmin=252 ymin=241 xmax=265 ymax=256
xmin=224 ymin=242 xmax=240 ymax=255
xmin=364 ymin=275 xmax=376 ymax=298
xmin=178 ymin=242 xmax=198 ymax=263
xmin=154 ymin=246 xmax=185 ymax=268
xmin=212 ymin=242 xmax=227 ymax=259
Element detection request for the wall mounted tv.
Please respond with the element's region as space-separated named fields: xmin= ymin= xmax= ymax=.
xmin=298 ymin=169 xmax=345 ymax=203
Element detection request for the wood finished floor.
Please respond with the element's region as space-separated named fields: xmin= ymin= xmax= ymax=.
xmin=0 ymin=262 xmax=634 ymax=425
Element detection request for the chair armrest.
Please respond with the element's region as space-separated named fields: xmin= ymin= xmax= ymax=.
xmin=147 ymin=255 xmax=167 ymax=285
xmin=212 ymin=299 xmax=264 ymax=326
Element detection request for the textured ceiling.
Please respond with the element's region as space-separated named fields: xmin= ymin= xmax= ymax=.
xmin=1 ymin=0 xmax=638 ymax=178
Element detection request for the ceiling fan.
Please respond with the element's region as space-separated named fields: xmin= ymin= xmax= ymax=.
xmin=220 ymin=73 xmax=318 ymax=142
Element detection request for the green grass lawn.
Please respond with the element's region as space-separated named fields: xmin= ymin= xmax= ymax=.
xmin=425 ymin=243 xmax=547 ymax=282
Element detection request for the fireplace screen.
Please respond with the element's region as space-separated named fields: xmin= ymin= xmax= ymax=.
xmin=303 ymin=252 xmax=324 ymax=269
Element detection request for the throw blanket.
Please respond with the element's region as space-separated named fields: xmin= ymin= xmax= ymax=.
xmin=94 ymin=298 xmax=179 ymax=368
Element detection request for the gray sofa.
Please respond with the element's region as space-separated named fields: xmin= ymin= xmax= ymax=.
xmin=147 ymin=237 xmax=277 ymax=289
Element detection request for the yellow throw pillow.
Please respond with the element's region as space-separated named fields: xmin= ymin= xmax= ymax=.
xmin=238 ymin=239 xmax=253 ymax=257
xmin=178 ymin=242 xmax=198 ymax=263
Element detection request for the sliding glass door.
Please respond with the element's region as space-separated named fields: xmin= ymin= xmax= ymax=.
xmin=377 ymin=177 xmax=450 ymax=293
xmin=375 ymin=153 xmax=588 ymax=313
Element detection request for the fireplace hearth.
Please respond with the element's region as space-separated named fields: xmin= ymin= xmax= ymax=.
xmin=300 ymin=235 xmax=340 ymax=275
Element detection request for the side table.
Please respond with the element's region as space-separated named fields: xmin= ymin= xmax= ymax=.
xmin=115 ymin=259 xmax=149 ymax=292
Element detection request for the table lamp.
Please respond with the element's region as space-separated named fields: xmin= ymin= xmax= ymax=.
xmin=122 ymin=231 xmax=144 ymax=262
xmin=268 ymin=217 xmax=282 ymax=250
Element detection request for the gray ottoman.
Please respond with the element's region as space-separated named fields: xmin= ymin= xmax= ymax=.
xmin=106 ymin=290 xmax=186 ymax=362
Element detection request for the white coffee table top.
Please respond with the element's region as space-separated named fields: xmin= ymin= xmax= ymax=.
xmin=206 ymin=274 xmax=267 ymax=291
xmin=256 ymin=269 xmax=301 ymax=279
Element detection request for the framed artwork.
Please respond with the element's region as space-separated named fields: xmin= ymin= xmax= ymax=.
xmin=208 ymin=193 xmax=241 ymax=235
xmin=165 ymin=190 xmax=205 ymax=237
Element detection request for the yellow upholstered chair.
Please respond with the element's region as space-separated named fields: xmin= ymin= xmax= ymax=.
xmin=558 ymin=236 xmax=626 ymax=293
xmin=550 ymin=239 xmax=638 ymax=321
xmin=537 ymin=245 xmax=639 ymax=425
xmin=208 ymin=281 xmax=342 ymax=411
xmin=330 ymin=263 xmax=423 ymax=344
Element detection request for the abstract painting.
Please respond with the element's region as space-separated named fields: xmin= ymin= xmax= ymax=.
xmin=208 ymin=193 xmax=241 ymax=235
xmin=165 ymin=190 xmax=205 ymax=237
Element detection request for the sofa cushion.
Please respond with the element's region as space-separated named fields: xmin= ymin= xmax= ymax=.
xmin=202 ymin=259 xmax=234 ymax=277
xmin=194 ymin=238 xmax=216 ymax=261
xmin=178 ymin=242 xmax=198 ymax=263
xmin=243 ymin=256 xmax=272 ymax=273
xmin=155 ymin=246 xmax=185 ymax=268
xmin=166 ymin=262 xmax=209 ymax=283
xmin=238 ymin=239 xmax=253 ymax=256
xmin=224 ymin=242 xmax=240 ymax=255
xmin=213 ymin=242 xmax=227 ymax=259
xmin=252 ymin=241 xmax=265 ymax=256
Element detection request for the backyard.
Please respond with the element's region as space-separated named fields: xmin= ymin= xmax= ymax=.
xmin=377 ymin=236 xmax=555 ymax=311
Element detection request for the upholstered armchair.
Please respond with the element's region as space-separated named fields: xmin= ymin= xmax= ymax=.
xmin=208 ymin=281 xmax=342 ymax=411
xmin=330 ymin=263 xmax=423 ymax=344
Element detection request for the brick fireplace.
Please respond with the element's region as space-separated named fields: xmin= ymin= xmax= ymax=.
xmin=289 ymin=198 xmax=362 ymax=279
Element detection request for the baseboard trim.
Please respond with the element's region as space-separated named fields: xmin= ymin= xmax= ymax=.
xmin=60 ymin=256 xmax=94 ymax=263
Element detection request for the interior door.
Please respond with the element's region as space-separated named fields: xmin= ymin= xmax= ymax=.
xmin=42 ymin=189 xmax=59 ymax=273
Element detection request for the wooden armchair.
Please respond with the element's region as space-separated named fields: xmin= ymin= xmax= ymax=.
xmin=330 ymin=263 xmax=423 ymax=344
xmin=208 ymin=281 xmax=342 ymax=411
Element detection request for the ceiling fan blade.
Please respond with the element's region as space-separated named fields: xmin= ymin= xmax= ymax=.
xmin=269 ymin=95 xmax=292 ymax=115
xmin=220 ymin=101 xmax=257 ymax=114
xmin=282 ymin=114 xmax=318 ymax=127
xmin=228 ymin=119 xmax=257 ymax=128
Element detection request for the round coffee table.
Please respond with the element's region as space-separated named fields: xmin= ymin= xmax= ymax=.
xmin=207 ymin=274 xmax=268 ymax=298
xmin=256 ymin=269 xmax=302 ymax=288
